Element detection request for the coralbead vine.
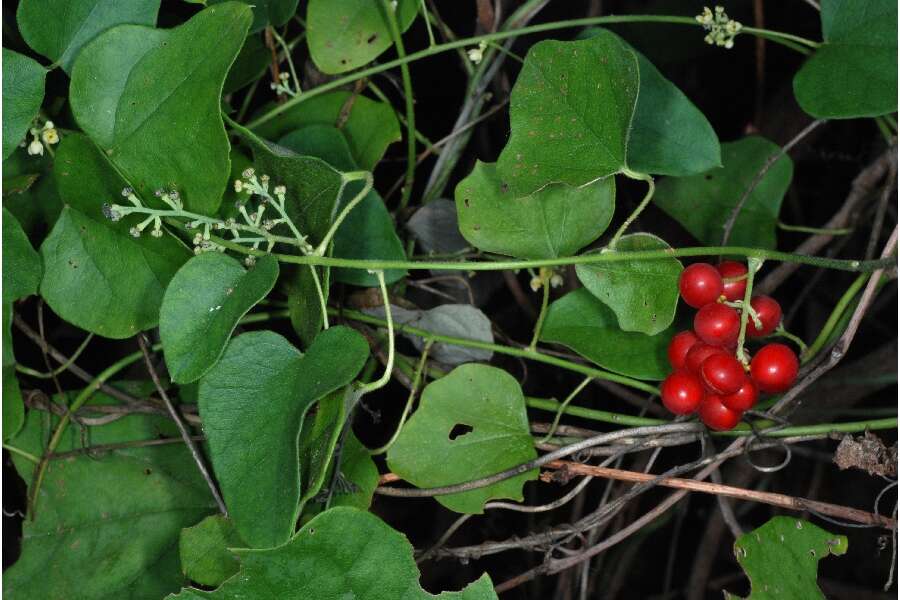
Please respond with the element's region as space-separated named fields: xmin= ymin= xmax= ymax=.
xmin=660 ymin=260 xmax=802 ymax=430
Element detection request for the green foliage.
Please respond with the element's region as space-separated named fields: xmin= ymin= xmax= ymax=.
xmin=197 ymin=327 xmax=368 ymax=548
xmin=497 ymin=30 xmax=639 ymax=194
xmin=388 ymin=364 xmax=538 ymax=514
xmin=455 ymin=161 xmax=615 ymax=259
xmin=223 ymin=34 xmax=269 ymax=93
xmin=168 ymin=508 xmax=498 ymax=599
xmin=16 ymin=0 xmax=161 ymax=72
xmin=1 ymin=49 xmax=46 ymax=160
xmin=4 ymin=397 xmax=217 ymax=599
xmin=2 ymin=305 xmax=25 ymax=441
xmin=575 ymin=233 xmax=683 ymax=336
xmin=69 ymin=3 xmax=252 ymax=215
xmin=794 ymin=0 xmax=897 ymax=118
xmin=724 ymin=517 xmax=848 ymax=599
xmin=306 ymin=0 xmax=418 ymax=74
xmin=179 ymin=515 xmax=244 ymax=588
xmin=653 ymin=136 xmax=794 ymax=250
xmin=541 ymin=288 xmax=674 ymax=380
xmin=39 ymin=135 xmax=190 ymax=338
xmin=3 ymin=207 xmax=42 ymax=303
xmin=210 ymin=0 xmax=298 ymax=32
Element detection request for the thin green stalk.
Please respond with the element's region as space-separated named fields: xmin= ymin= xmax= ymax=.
xmin=246 ymin=16 xmax=818 ymax=130
xmin=357 ymin=271 xmax=395 ymax=394
xmin=315 ymin=171 xmax=373 ymax=256
xmin=16 ymin=333 xmax=94 ymax=379
xmin=537 ymin=377 xmax=593 ymax=444
xmin=383 ymin=0 xmax=417 ymax=210
xmin=369 ymin=339 xmax=433 ymax=455
xmin=778 ymin=222 xmax=852 ymax=235
xmin=735 ymin=257 xmax=762 ymax=363
xmin=609 ymin=171 xmax=654 ymax=248
xmin=883 ymin=114 xmax=897 ymax=131
xmin=875 ymin=116 xmax=894 ymax=143
xmin=419 ymin=0 xmax=436 ymax=47
xmin=367 ymin=82 xmax=435 ymax=150
xmin=309 ymin=265 xmax=330 ymax=330
xmin=4 ymin=443 xmax=40 ymax=464
xmin=270 ymin=27 xmax=301 ymax=94
xmin=333 ymin=307 xmax=660 ymax=394
xmin=803 ymin=272 xmax=868 ymax=362
xmin=27 ymin=343 xmax=162 ymax=518
xmin=529 ymin=270 xmax=551 ymax=350
xmin=772 ymin=325 xmax=809 ymax=355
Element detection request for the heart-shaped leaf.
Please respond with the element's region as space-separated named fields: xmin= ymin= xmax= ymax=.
xmin=306 ymin=0 xmax=419 ymax=74
xmin=724 ymin=517 xmax=848 ymax=599
xmin=40 ymin=134 xmax=190 ymax=338
xmin=168 ymin=508 xmax=497 ymax=599
xmin=652 ymin=136 xmax=794 ymax=250
xmin=253 ymin=91 xmax=401 ymax=170
xmin=179 ymin=515 xmax=244 ymax=588
xmin=2 ymin=49 xmax=46 ymax=160
xmin=4 ymin=394 xmax=217 ymax=600
xmin=794 ymin=0 xmax=897 ymax=118
xmin=387 ymin=364 xmax=537 ymax=514
xmin=455 ymin=160 xmax=615 ymax=259
xmin=541 ymin=288 xmax=675 ymax=380
xmin=497 ymin=30 xmax=639 ymax=195
xmin=575 ymin=233 xmax=682 ymax=336
xmin=159 ymin=253 xmax=279 ymax=384
xmin=197 ymin=327 xmax=368 ymax=548
xmin=16 ymin=0 xmax=161 ymax=72
xmin=70 ymin=3 xmax=252 ymax=214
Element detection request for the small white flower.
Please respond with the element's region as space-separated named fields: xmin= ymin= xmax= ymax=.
xmin=467 ymin=41 xmax=487 ymax=65
xmin=550 ymin=273 xmax=564 ymax=288
xmin=529 ymin=276 xmax=543 ymax=292
xmin=273 ymin=185 xmax=286 ymax=196
xmin=234 ymin=179 xmax=243 ymax=193
xmin=27 ymin=139 xmax=44 ymax=156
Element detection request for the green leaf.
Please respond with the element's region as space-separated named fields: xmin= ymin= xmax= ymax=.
xmin=2 ymin=304 xmax=25 ymax=441
xmin=179 ymin=515 xmax=244 ymax=588
xmin=575 ymin=233 xmax=682 ymax=336
xmin=39 ymin=134 xmax=190 ymax=338
xmin=69 ymin=3 xmax=252 ymax=215
xmin=284 ymin=264 xmax=328 ymax=348
xmin=210 ymin=0 xmax=298 ymax=32
xmin=316 ymin=431 xmax=378 ymax=513
xmin=2 ymin=49 xmax=46 ymax=160
xmin=652 ymin=136 xmax=794 ymax=250
xmin=160 ymin=254 xmax=278 ymax=384
xmin=296 ymin=388 xmax=347 ymax=511
xmin=4 ymin=396 xmax=217 ymax=599
xmin=306 ymin=0 xmax=418 ymax=75
xmin=387 ymin=364 xmax=538 ymax=514
xmin=794 ymin=0 xmax=897 ymax=118
xmin=279 ymin=124 xmax=406 ymax=286
xmin=197 ymin=327 xmax=368 ymax=548
xmin=496 ymin=30 xmax=639 ymax=195
xmin=168 ymin=507 xmax=498 ymax=599
xmin=223 ymin=33 xmax=269 ymax=93
xmin=3 ymin=207 xmax=41 ymax=303
xmin=253 ymin=91 xmax=401 ymax=171
xmin=541 ymin=288 xmax=675 ymax=380
xmin=724 ymin=516 xmax=848 ymax=599
xmin=455 ymin=160 xmax=615 ymax=259
xmin=16 ymin=0 xmax=161 ymax=73
xmin=2 ymin=151 xmax=63 ymax=241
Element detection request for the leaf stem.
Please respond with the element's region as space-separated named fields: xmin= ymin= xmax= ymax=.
xmin=537 ymin=377 xmax=593 ymax=444
xmin=314 ymin=171 xmax=373 ymax=256
xmin=383 ymin=0 xmax=417 ymax=210
xmin=609 ymin=170 xmax=654 ymax=248
xmin=735 ymin=257 xmax=762 ymax=364
xmin=15 ymin=333 xmax=94 ymax=379
xmin=358 ymin=271 xmax=395 ymax=394
xmin=528 ymin=269 xmax=552 ymax=350
xmin=802 ymin=272 xmax=868 ymax=362
xmin=369 ymin=339 xmax=433 ymax=455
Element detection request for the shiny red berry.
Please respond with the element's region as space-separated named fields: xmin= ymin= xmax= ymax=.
xmin=679 ymin=263 xmax=724 ymax=308
xmin=750 ymin=343 xmax=799 ymax=393
xmin=694 ymin=303 xmax=741 ymax=347
xmin=721 ymin=378 xmax=758 ymax=412
xmin=698 ymin=394 xmax=742 ymax=431
xmin=668 ymin=331 xmax=700 ymax=369
xmin=660 ymin=371 xmax=705 ymax=415
xmin=684 ymin=343 xmax=729 ymax=373
xmin=717 ymin=261 xmax=748 ymax=302
xmin=746 ymin=295 xmax=782 ymax=338
xmin=699 ymin=353 xmax=746 ymax=395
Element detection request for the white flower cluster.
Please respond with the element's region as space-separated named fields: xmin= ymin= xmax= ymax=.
xmin=696 ymin=6 xmax=742 ymax=49
xmin=24 ymin=120 xmax=59 ymax=156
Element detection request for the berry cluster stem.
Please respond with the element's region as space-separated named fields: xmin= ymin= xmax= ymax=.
xmin=735 ymin=257 xmax=763 ymax=364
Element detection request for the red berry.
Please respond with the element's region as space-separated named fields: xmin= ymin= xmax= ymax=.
xmin=679 ymin=263 xmax=724 ymax=308
xmin=699 ymin=353 xmax=746 ymax=395
xmin=694 ymin=303 xmax=741 ymax=347
xmin=668 ymin=331 xmax=700 ymax=369
xmin=747 ymin=295 xmax=782 ymax=338
xmin=717 ymin=261 xmax=748 ymax=302
xmin=684 ymin=343 xmax=729 ymax=373
xmin=698 ymin=394 xmax=743 ymax=431
xmin=660 ymin=371 xmax=705 ymax=415
xmin=721 ymin=378 xmax=758 ymax=412
xmin=750 ymin=343 xmax=799 ymax=393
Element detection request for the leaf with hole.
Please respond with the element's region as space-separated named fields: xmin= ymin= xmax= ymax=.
xmin=455 ymin=160 xmax=615 ymax=259
xmin=16 ymin=0 xmax=161 ymax=73
xmin=496 ymin=30 xmax=639 ymax=195
xmin=159 ymin=253 xmax=279 ymax=384
xmin=724 ymin=516 xmax=848 ymax=599
xmin=40 ymin=134 xmax=190 ymax=338
xmin=69 ymin=3 xmax=252 ymax=215
xmin=387 ymin=364 xmax=538 ymax=514
xmin=794 ymin=0 xmax=897 ymax=118
xmin=575 ymin=233 xmax=682 ymax=336
xmin=652 ymin=136 xmax=793 ymax=250
xmin=2 ymin=49 xmax=46 ymax=161
xmin=197 ymin=327 xmax=368 ymax=548
xmin=306 ymin=0 xmax=419 ymax=74
xmin=541 ymin=288 xmax=676 ymax=380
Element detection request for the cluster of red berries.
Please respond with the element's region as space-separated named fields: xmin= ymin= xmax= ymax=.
xmin=661 ymin=261 xmax=799 ymax=431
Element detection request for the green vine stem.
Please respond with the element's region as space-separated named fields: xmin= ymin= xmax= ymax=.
xmin=357 ymin=270 xmax=395 ymax=395
xmin=245 ymin=16 xmax=819 ymax=130
xmin=369 ymin=339 xmax=433 ymax=455
xmin=537 ymin=377 xmax=593 ymax=444
xmin=315 ymin=171 xmax=373 ymax=256
xmin=16 ymin=333 xmax=94 ymax=379
xmin=735 ymin=257 xmax=763 ymax=364
xmin=528 ymin=268 xmax=552 ymax=350
xmin=772 ymin=325 xmax=809 ymax=355
xmin=609 ymin=170 xmax=655 ymax=248
xmin=382 ymin=0 xmax=417 ymax=210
